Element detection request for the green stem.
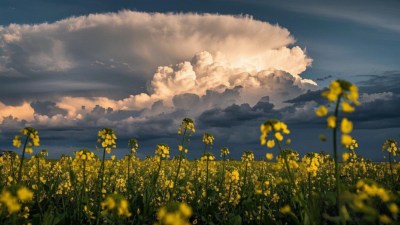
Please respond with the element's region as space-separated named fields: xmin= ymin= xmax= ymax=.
xmin=220 ymin=156 xmax=226 ymax=194
xmin=37 ymin=157 xmax=43 ymax=221
xmin=172 ymin=128 xmax=187 ymax=197
xmin=17 ymin=134 xmax=30 ymax=183
xmin=205 ymin=155 xmax=209 ymax=199
xmin=333 ymin=95 xmax=341 ymax=215
xmin=388 ymin=152 xmax=395 ymax=186
xmin=147 ymin=157 xmax=162 ymax=215
xmin=241 ymin=162 xmax=248 ymax=198
xmin=127 ymin=154 xmax=131 ymax=198
xmin=95 ymin=147 xmax=107 ymax=225
xmin=80 ymin=160 xmax=87 ymax=223
xmin=276 ymin=137 xmax=295 ymax=188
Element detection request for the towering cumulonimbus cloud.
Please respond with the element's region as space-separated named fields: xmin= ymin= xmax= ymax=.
xmin=0 ymin=10 xmax=316 ymax=124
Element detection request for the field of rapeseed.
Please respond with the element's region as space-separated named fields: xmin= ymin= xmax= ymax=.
xmin=1 ymin=80 xmax=399 ymax=225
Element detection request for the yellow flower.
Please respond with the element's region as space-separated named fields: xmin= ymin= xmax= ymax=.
xmin=379 ymin=215 xmax=392 ymax=224
xmin=327 ymin=116 xmax=336 ymax=128
xmin=273 ymin=122 xmax=282 ymax=131
xmin=101 ymin=194 xmax=131 ymax=218
xmin=102 ymin=196 xmax=116 ymax=210
xmin=280 ymin=205 xmax=291 ymax=214
xmin=220 ymin=147 xmax=230 ymax=157
xmin=342 ymin=134 xmax=353 ymax=146
xmin=267 ymin=140 xmax=275 ymax=148
xmin=341 ymin=118 xmax=353 ymax=134
xmin=179 ymin=203 xmax=192 ymax=218
xmin=315 ymin=106 xmax=328 ymax=117
xmin=342 ymin=101 xmax=355 ymax=113
xmin=12 ymin=135 xmax=21 ymax=148
xmin=98 ymin=128 xmax=117 ymax=153
xmin=266 ymin=153 xmax=274 ymax=160
xmin=330 ymin=80 xmax=342 ymax=95
xmin=347 ymin=85 xmax=360 ymax=105
xmin=389 ymin=203 xmax=399 ymax=214
xmin=231 ymin=170 xmax=240 ymax=182
xmin=17 ymin=187 xmax=33 ymax=202
xmin=117 ymin=199 xmax=131 ymax=217
xmin=319 ymin=134 xmax=327 ymax=141
xmin=342 ymin=152 xmax=350 ymax=162
xmin=0 ymin=191 xmax=20 ymax=214
xmin=274 ymin=132 xmax=283 ymax=141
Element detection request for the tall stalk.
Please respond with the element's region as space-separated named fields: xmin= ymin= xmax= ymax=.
xmin=17 ymin=135 xmax=30 ymax=183
xmin=127 ymin=154 xmax=131 ymax=198
xmin=172 ymin=128 xmax=187 ymax=197
xmin=333 ymin=95 xmax=342 ymax=214
xmin=146 ymin=157 xmax=163 ymax=215
xmin=220 ymin=155 xmax=226 ymax=193
xmin=95 ymin=147 xmax=107 ymax=225
xmin=388 ymin=152 xmax=395 ymax=186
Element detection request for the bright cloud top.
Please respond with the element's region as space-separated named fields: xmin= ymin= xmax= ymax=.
xmin=0 ymin=11 xmax=315 ymax=124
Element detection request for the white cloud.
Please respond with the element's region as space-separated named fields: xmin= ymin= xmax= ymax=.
xmin=0 ymin=10 xmax=310 ymax=77
xmin=0 ymin=11 xmax=316 ymax=125
xmin=0 ymin=102 xmax=34 ymax=121
xmin=49 ymin=51 xmax=316 ymax=121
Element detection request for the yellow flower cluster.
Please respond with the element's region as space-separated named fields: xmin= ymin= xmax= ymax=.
xmin=97 ymin=128 xmax=117 ymax=154
xmin=277 ymin=150 xmax=299 ymax=170
xmin=223 ymin=170 xmax=241 ymax=205
xmin=260 ymin=120 xmax=290 ymax=148
xmin=255 ymin=180 xmax=271 ymax=196
xmin=12 ymin=135 xmax=21 ymax=148
xmin=155 ymin=144 xmax=170 ymax=159
xmin=230 ymin=170 xmax=240 ymax=183
xmin=101 ymin=194 xmax=131 ymax=218
xmin=13 ymin=127 xmax=40 ymax=154
xmin=75 ymin=149 xmax=95 ymax=161
xmin=178 ymin=118 xmax=195 ymax=135
xmin=301 ymin=153 xmax=323 ymax=177
xmin=202 ymin=133 xmax=214 ymax=145
xmin=321 ymin=80 xmax=360 ymax=105
xmin=0 ymin=186 xmax=33 ymax=215
xmin=382 ymin=139 xmax=398 ymax=156
xmin=178 ymin=145 xmax=188 ymax=153
xmin=280 ymin=205 xmax=291 ymax=214
xmin=347 ymin=180 xmax=398 ymax=224
xmin=220 ymin=147 xmax=230 ymax=157
xmin=241 ymin=151 xmax=254 ymax=162
xmin=316 ymin=80 xmax=359 ymax=146
xmin=356 ymin=180 xmax=392 ymax=203
xmin=128 ymin=138 xmax=139 ymax=154
xmin=201 ymin=152 xmax=215 ymax=161
xmin=155 ymin=202 xmax=192 ymax=225
xmin=345 ymin=138 xmax=359 ymax=151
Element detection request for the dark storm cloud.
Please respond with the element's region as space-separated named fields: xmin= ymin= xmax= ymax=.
xmin=284 ymin=89 xmax=326 ymax=105
xmin=0 ymin=116 xmax=26 ymax=134
xmin=281 ymin=72 xmax=400 ymax=130
xmin=315 ymin=75 xmax=333 ymax=81
xmin=30 ymin=101 xmax=68 ymax=117
xmin=350 ymin=95 xmax=400 ymax=129
xmin=197 ymin=97 xmax=279 ymax=128
xmin=357 ymin=71 xmax=400 ymax=94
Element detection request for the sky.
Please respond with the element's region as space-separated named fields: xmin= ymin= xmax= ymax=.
xmin=0 ymin=0 xmax=399 ymax=160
